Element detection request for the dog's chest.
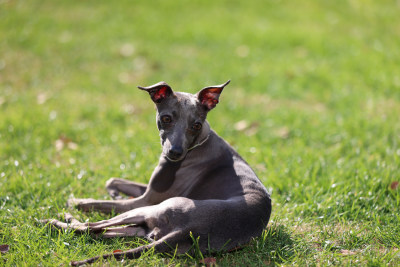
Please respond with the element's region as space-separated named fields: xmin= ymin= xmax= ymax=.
xmin=169 ymin=164 xmax=206 ymax=196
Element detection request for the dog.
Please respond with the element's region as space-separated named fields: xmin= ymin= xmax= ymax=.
xmin=42 ymin=80 xmax=272 ymax=265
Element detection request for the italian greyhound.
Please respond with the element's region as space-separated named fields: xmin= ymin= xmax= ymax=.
xmin=42 ymin=80 xmax=272 ymax=265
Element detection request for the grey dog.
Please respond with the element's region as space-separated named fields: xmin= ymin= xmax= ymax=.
xmin=42 ymin=80 xmax=272 ymax=265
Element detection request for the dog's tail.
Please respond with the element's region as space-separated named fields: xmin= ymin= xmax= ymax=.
xmin=70 ymin=232 xmax=179 ymax=266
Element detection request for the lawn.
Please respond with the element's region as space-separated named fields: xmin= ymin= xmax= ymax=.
xmin=1 ymin=0 xmax=400 ymax=265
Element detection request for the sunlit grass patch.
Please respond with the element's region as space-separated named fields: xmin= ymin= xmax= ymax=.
xmin=1 ymin=0 xmax=400 ymax=265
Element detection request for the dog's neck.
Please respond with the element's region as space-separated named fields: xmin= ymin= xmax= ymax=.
xmin=190 ymin=120 xmax=211 ymax=150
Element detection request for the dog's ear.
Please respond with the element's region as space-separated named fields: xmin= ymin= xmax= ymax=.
xmin=138 ymin=82 xmax=173 ymax=103
xmin=197 ymin=80 xmax=230 ymax=111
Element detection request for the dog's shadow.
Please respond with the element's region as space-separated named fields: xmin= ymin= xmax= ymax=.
xmin=211 ymin=223 xmax=296 ymax=266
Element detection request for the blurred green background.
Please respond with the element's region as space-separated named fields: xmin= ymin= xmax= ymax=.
xmin=1 ymin=0 xmax=399 ymax=265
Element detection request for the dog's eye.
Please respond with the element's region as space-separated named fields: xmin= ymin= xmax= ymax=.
xmin=161 ymin=115 xmax=172 ymax=123
xmin=192 ymin=122 xmax=202 ymax=131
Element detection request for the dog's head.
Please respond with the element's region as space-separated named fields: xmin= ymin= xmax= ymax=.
xmin=138 ymin=80 xmax=230 ymax=162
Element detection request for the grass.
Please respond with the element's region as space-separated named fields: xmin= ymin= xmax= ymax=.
xmin=1 ymin=0 xmax=400 ymax=265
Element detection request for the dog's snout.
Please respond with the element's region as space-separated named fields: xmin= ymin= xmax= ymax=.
xmin=168 ymin=145 xmax=183 ymax=159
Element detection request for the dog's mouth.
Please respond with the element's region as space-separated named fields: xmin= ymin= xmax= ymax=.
xmin=165 ymin=151 xmax=186 ymax=162
xmin=163 ymin=145 xmax=187 ymax=162
xmin=162 ymin=140 xmax=188 ymax=162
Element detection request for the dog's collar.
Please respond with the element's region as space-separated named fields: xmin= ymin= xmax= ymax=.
xmin=165 ymin=134 xmax=210 ymax=162
xmin=188 ymin=134 xmax=210 ymax=151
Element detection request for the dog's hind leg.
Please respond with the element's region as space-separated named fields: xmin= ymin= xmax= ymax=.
xmin=101 ymin=225 xmax=147 ymax=238
xmin=105 ymin=178 xmax=147 ymax=199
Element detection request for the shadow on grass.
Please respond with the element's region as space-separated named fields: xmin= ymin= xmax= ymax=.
xmin=210 ymin=224 xmax=297 ymax=266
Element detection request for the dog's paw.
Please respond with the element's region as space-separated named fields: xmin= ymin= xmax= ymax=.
xmin=107 ymin=189 xmax=123 ymax=200
xmin=67 ymin=198 xmax=78 ymax=208
xmin=35 ymin=218 xmax=58 ymax=228
xmin=55 ymin=212 xmax=75 ymax=222
xmin=67 ymin=198 xmax=94 ymax=208
xmin=36 ymin=218 xmax=51 ymax=225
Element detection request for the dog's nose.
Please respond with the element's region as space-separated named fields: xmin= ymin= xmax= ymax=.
xmin=168 ymin=145 xmax=183 ymax=159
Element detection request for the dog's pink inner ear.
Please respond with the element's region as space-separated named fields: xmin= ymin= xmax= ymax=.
xmin=197 ymin=80 xmax=230 ymax=111
xmin=200 ymin=90 xmax=220 ymax=110
xmin=152 ymin=86 xmax=170 ymax=103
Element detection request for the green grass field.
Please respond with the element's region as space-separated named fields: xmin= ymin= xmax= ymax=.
xmin=1 ymin=0 xmax=400 ymax=265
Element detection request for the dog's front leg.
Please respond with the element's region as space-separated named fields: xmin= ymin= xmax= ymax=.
xmin=105 ymin=177 xmax=147 ymax=199
xmin=67 ymin=195 xmax=151 ymax=213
